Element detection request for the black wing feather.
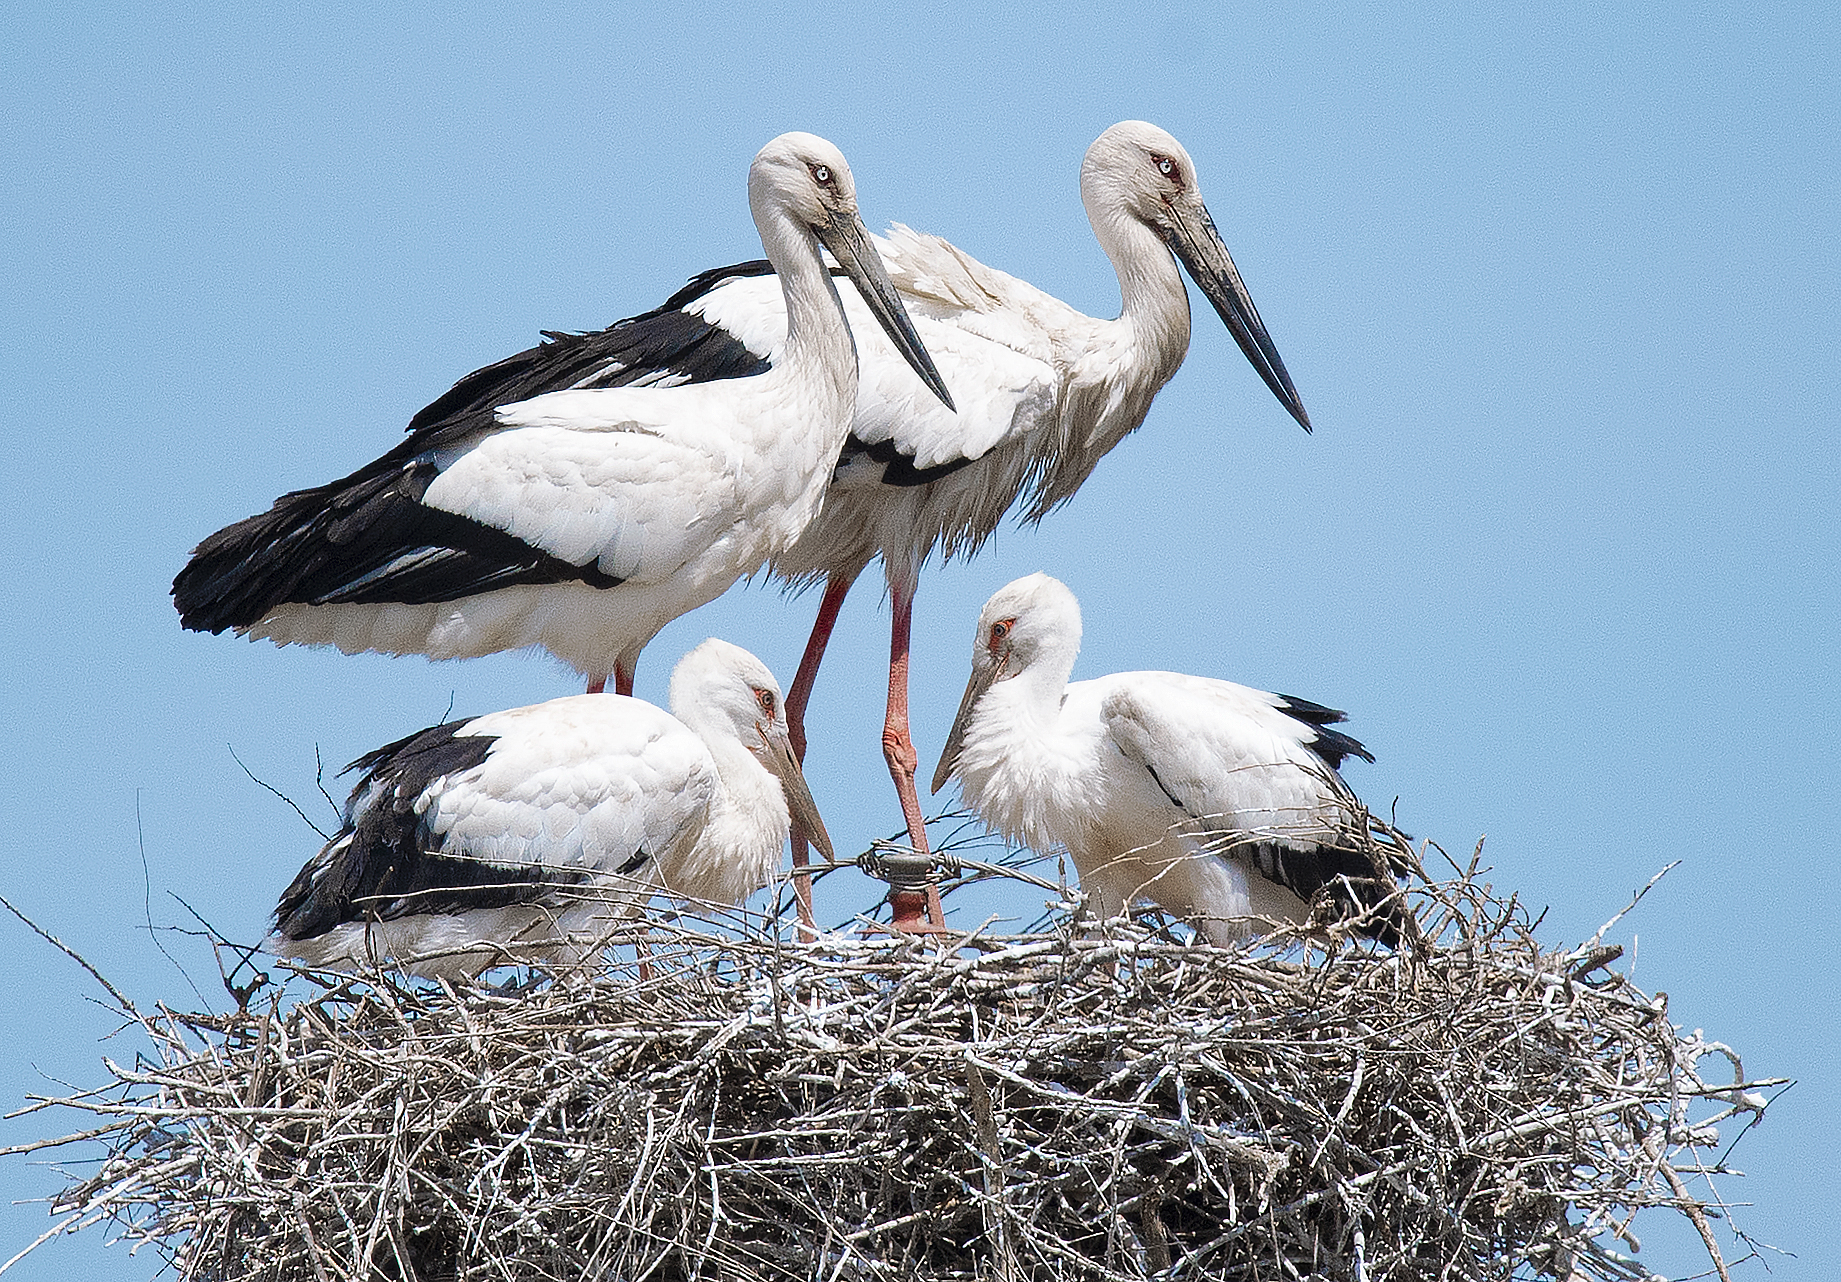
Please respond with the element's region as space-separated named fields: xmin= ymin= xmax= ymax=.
xmin=1274 ymin=693 xmax=1375 ymax=769
xmin=838 ymin=434 xmax=978 ymax=487
xmin=1138 ymin=716 xmax=1397 ymax=946
xmin=173 ymin=456 xmax=621 ymax=631
xmin=404 ymin=260 xmax=776 ymax=438
xmin=172 ymin=264 xmax=780 ymax=633
xmin=274 ymin=720 xmax=593 ymax=940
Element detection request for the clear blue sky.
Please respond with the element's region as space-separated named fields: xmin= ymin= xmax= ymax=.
xmin=2 ymin=2 xmax=1834 ymax=1277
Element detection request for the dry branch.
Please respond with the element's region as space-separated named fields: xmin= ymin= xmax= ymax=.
xmin=3 ymin=848 xmax=1782 ymax=1281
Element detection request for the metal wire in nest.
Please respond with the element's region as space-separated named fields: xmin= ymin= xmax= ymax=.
xmin=0 ymin=830 xmax=1785 ymax=1282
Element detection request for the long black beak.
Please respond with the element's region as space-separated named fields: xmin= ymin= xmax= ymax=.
xmin=760 ymin=721 xmax=835 ymax=862
xmin=817 ymin=210 xmax=956 ymax=413
xmin=1162 ymin=201 xmax=1310 ymax=432
xmin=930 ymin=658 xmax=1001 ymax=795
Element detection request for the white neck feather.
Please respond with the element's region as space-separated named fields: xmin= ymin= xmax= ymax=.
xmin=755 ymin=203 xmax=855 ymax=414
xmin=1087 ymin=202 xmax=1193 ymax=394
xmin=670 ymin=711 xmax=788 ymax=906
xmin=954 ymin=654 xmax=1081 ymax=853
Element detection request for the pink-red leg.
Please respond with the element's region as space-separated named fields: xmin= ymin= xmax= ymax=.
xmin=586 ymin=661 xmax=635 ymax=698
xmin=883 ymin=584 xmax=944 ymax=931
xmin=787 ymin=574 xmax=854 ymax=764
xmin=785 ymin=574 xmax=855 ymax=939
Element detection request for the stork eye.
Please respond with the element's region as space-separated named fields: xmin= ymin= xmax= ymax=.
xmin=1151 ymin=153 xmax=1181 ymax=184
xmin=755 ymin=688 xmax=778 ymax=717
xmin=988 ymin=619 xmax=1013 ymax=647
xmin=810 ymin=163 xmax=834 ymax=186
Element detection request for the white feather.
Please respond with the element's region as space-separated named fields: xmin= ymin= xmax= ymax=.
xmin=269 ymin=638 xmax=816 ymax=979
xmin=939 ymin=574 xmax=1370 ymax=946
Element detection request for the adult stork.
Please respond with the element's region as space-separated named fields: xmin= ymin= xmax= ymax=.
xmin=931 ymin=575 xmax=1403 ymax=947
xmin=270 ymin=638 xmax=830 ymax=979
xmin=171 ymin=133 xmax=952 ymax=699
xmin=312 ymin=122 xmax=1312 ymax=923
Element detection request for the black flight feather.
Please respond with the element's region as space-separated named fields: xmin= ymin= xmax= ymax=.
xmin=274 ymin=720 xmax=597 ymax=941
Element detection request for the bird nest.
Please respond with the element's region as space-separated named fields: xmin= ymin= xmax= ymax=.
xmin=4 ymin=840 xmax=1780 ymax=1282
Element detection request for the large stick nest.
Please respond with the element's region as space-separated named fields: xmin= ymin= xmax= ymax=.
xmin=5 ymin=842 xmax=1779 ymax=1282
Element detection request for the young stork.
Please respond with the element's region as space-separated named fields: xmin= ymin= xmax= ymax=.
xmin=269 ymin=638 xmax=830 ymax=979
xmin=171 ymin=133 xmax=951 ymax=699
xmin=309 ymin=122 xmax=1312 ymax=920
xmin=931 ymin=575 xmax=1402 ymax=947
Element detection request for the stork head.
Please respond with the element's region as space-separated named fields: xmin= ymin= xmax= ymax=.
xmin=1081 ymin=121 xmax=1209 ymax=230
xmin=1081 ymin=121 xmax=1310 ymax=432
xmin=931 ymin=573 xmax=1083 ymax=794
xmin=671 ymin=638 xmax=834 ymax=861
xmin=749 ymin=132 xmax=863 ymax=237
xmin=748 ymin=133 xmax=955 ymax=412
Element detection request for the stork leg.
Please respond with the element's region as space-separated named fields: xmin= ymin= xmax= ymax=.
xmin=586 ymin=662 xmax=636 ymax=698
xmin=883 ymin=582 xmax=944 ymax=931
xmin=784 ymin=573 xmax=855 ymax=940
xmin=787 ymin=574 xmax=854 ymax=764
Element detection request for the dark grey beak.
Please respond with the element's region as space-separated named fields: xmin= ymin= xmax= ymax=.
xmin=760 ymin=722 xmax=835 ymax=862
xmin=1162 ymin=201 xmax=1311 ymax=432
xmin=817 ymin=210 xmax=956 ymax=412
xmin=930 ymin=658 xmax=1001 ymax=795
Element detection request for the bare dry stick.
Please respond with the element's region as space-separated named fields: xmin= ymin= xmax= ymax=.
xmin=0 ymin=844 xmax=1785 ymax=1282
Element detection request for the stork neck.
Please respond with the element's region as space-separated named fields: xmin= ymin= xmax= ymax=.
xmin=1003 ymin=649 xmax=1078 ymax=733
xmin=1089 ymin=204 xmax=1192 ymax=388
xmin=706 ymin=735 xmax=783 ymax=838
xmin=757 ymin=206 xmax=856 ymax=408
xmin=686 ymin=720 xmax=788 ymax=896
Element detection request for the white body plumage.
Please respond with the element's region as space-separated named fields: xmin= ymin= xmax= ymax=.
xmin=174 ymin=133 xmax=951 ymax=695
xmin=934 ymin=575 xmax=1394 ymax=947
xmin=270 ymin=638 xmax=832 ymax=978
xmin=671 ymin=122 xmax=1310 ymax=601
xmin=642 ymin=123 xmax=1312 ymax=877
xmin=247 ymin=364 xmax=848 ymax=681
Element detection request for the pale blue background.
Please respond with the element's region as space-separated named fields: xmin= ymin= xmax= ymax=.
xmin=2 ymin=3 xmax=1833 ymax=1278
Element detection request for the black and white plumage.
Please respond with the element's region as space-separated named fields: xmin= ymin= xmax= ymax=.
xmin=172 ymin=133 xmax=951 ymax=696
xmin=931 ymin=575 xmax=1401 ymax=946
xmin=270 ymin=638 xmax=832 ymax=978
xmin=282 ymin=121 xmax=1312 ymax=884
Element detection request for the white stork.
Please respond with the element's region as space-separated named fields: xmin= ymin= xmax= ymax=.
xmin=172 ymin=133 xmax=951 ymax=698
xmin=269 ymin=638 xmax=829 ymax=978
xmin=931 ymin=574 xmax=1402 ymax=947
xmin=318 ymin=123 xmax=1311 ymax=911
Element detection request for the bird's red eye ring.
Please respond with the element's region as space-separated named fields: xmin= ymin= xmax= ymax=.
xmin=755 ymin=688 xmax=777 ymax=717
xmin=988 ymin=619 xmax=1013 ymax=648
xmin=1150 ymin=153 xmax=1181 ymax=185
xmin=810 ymin=163 xmax=834 ymax=186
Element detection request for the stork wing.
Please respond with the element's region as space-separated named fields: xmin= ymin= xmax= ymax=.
xmin=275 ymin=699 xmax=716 ymax=940
xmin=839 ymin=290 xmax=1057 ymax=475
xmin=422 ymin=400 xmax=744 ymax=584
xmin=688 ymin=259 xmax=1061 ymax=479
xmin=427 ymin=698 xmax=715 ymax=884
xmin=402 ymin=262 xmax=776 ymax=448
xmin=174 ymin=266 xmax=777 ymax=631
xmin=1098 ymin=673 xmax=1373 ymax=906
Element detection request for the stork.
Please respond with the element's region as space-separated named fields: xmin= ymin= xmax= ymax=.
xmin=269 ymin=638 xmax=830 ymax=979
xmin=329 ymin=123 xmax=1311 ymax=925
xmin=172 ymin=133 xmax=952 ymax=701
xmin=931 ymin=575 xmax=1403 ymax=947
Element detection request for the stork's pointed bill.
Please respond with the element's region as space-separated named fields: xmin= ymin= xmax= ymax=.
xmin=931 ymin=658 xmax=1001 ymax=795
xmin=1162 ymin=202 xmax=1311 ymax=432
xmin=757 ymin=719 xmax=836 ymax=861
xmin=816 ymin=209 xmax=956 ymax=413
